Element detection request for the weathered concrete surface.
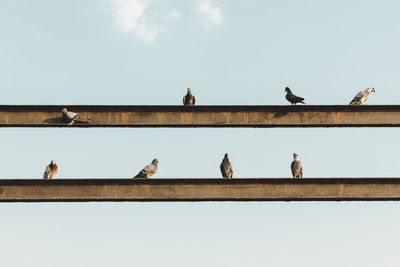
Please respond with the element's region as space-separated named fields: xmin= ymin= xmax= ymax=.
xmin=1 ymin=105 xmax=400 ymax=127
xmin=1 ymin=178 xmax=400 ymax=202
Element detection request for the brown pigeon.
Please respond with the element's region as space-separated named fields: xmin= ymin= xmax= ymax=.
xmin=62 ymin=108 xmax=91 ymax=126
xmin=290 ymin=153 xmax=303 ymax=178
xmin=43 ymin=160 xmax=58 ymax=179
xmin=285 ymin=87 xmax=305 ymax=105
xmin=183 ymin=88 xmax=196 ymax=106
xmin=134 ymin=159 xmax=159 ymax=178
xmin=220 ymin=153 xmax=233 ymax=178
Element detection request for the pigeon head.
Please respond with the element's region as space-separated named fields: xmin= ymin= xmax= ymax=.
xmin=368 ymin=87 xmax=375 ymax=93
xmin=187 ymin=88 xmax=191 ymax=93
xmin=152 ymin=158 xmax=159 ymax=164
xmin=62 ymin=108 xmax=68 ymax=114
xmin=51 ymin=160 xmax=56 ymax=165
xmin=293 ymin=153 xmax=299 ymax=159
xmin=285 ymin=87 xmax=291 ymax=93
xmin=224 ymin=153 xmax=229 ymax=159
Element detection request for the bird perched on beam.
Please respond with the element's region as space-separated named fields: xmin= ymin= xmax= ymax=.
xmin=43 ymin=160 xmax=58 ymax=179
xmin=285 ymin=87 xmax=305 ymax=105
xmin=134 ymin=158 xmax=159 ymax=178
xmin=290 ymin=153 xmax=303 ymax=178
xmin=62 ymin=108 xmax=91 ymax=126
xmin=183 ymin=88 xmax=196 ymax=106
xmin=349 ymin=87 xmax=375 ymax=105
xmin=220 ymin=153 xmax=233 ymax=178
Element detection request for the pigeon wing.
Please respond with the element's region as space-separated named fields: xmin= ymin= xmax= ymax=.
xmin=220 ymin=163 xmax=228 ymax=178
xmin=134 ymin=164 xmax=154 ymax=178
xmin=290 ymin=161 xmax=296 ymax=177
xmin=299 ymin=163 xmax=303 ymax=178
xmin=349 ymin=91 xmax=364 ymax=105
xmin=43 ymin=165 xmax=50 ymax=179
xmin=220 ymin=162 xmax=233 ymax=178
xmin=66 ymin=111 xmax=80 ymax=121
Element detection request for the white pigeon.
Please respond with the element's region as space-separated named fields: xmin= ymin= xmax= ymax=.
xmin=134 ymin=159 xmax=159 ymax=178
xmin=62 ymin=108 xmax=91 ymax=126
xmin=43 ymin=160 xmax=58 ymax=179
xmin=290 ymin=153 xmax=303 ymax=178
xmin=349 ymin=87 xmax=375 ymax=105
xmin=220 ymin=153 xmax=233 ymax=178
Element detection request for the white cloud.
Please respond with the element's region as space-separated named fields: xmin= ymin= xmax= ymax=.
xmin=161 ymin=10 xmax=182 ymax=21
xmin=109 ymin=0 xmax=182 ymax=44
xmin=196 ymin=0 xmax=223 ymax=28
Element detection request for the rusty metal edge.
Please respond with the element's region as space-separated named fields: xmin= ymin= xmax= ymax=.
xmin=1 ymin=198 xmax=400 ymax=202
xmin=1 ymin=178 xmax=400 ymax=185
xmin=1 ymin=105 xmax=400 ymax=112
xmin=1 ymin=124 xmax=400 ymax=128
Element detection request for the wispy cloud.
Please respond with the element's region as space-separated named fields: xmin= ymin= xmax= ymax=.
xmin=109 ymin=0 xmax=182 ymax=44
xmin=196 ymin=0 xmax=223 ymax=28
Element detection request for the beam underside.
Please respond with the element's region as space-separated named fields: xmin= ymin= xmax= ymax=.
xmin=1 ymin=179 xmax=400 ymax=202
xmin=1 ymin=105 xmax=400 ymax=127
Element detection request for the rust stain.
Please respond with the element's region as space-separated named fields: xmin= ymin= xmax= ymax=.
xmin=244 ymin=112 xmax=249 ymax=124
xmin=225 ymin=112 xmax=231 ymax=124
xmin=338 ymin=184 xmax=344 ymax=196
xmin=5 ymin=113 xmax=9 ymax=124
xmin=180 ymin=112 xmax=191 ymax=124
xmin=333 ymin=112 xmax=340 ymax=124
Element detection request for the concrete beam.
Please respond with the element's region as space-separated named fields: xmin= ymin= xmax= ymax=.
xmin=1 ymin=178 xmax=400 ymax=202
xmin=1 ymin=105 xmax=400 ymax=127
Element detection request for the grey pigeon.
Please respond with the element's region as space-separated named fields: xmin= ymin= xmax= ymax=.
xmin=290 ymin=153 xmax=303 ymax=178
xmin=285 ymin=87 xmax=305 ymax=105
xmin=349 ymin=87 xmax=375 ymax=105
xmin=43 ymin=160 xmax=58 ymax=179
xmin=183 ymin=88 xmax=196 ymax=106
xmin=62 ymin=108 xmax=91 ymax=126
xmin=134 ymin=158 xmax=159 ymax=178
xmin=220 ymin=153 xmax=233 ymax=178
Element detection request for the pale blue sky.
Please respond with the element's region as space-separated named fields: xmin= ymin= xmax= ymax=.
xmin=1 ymin=1 xmax=400 ymax=266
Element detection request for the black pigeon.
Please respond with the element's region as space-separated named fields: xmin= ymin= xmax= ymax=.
xmin=285 ymin=87 xmax=305 ymax=105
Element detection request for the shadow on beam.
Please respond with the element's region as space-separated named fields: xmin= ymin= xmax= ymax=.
xmin=1 ymin=178 xmax=400 ymax=202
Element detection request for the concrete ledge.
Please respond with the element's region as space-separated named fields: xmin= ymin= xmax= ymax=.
xmin=1 ymin=105 xmax=400 ymax=127
xmin=1 ymin=178 xmax=400 ymax=202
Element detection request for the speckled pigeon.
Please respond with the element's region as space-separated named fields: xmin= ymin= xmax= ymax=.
xmin=220 ymin=153 xmax=233 ymax=178
xmin=43 ymin=160 xmax=58 ymax=179
xmin=291 ymin=153 xmax=303 ymax=178
xmin=349 ymin=87 xmax=375 ymax=105
xmin=134 ymin=158 xmax=159 ymax=178
xmin=62 ymin=108 xmax=91 ymax=126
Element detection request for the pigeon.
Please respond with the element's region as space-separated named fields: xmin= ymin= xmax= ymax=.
xmin=220 ymin=153 xmax=233 ymax=178
xmin=62 ymin=108 xmax=91 ymax=126
xmin=43 ymin=160 xmax=58 ymax=179
xmin=285 ymin=87 xmax=305 ymax=105
xmin=290 ymin=153 xmax=303 ymax=178
xmin=349 ymin=87 xmax=375 ymax=105
xmin=134 ymin=158 xmax=159 ymax=178
xmin=183 ymin=88 xmax=196 ymax=106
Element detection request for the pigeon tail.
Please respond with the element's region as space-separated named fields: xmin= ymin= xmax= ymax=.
xmin=133 ymin=171 xmax=145 ymax=178
xmin=76 ymin=117 xmax=91 ymax=123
